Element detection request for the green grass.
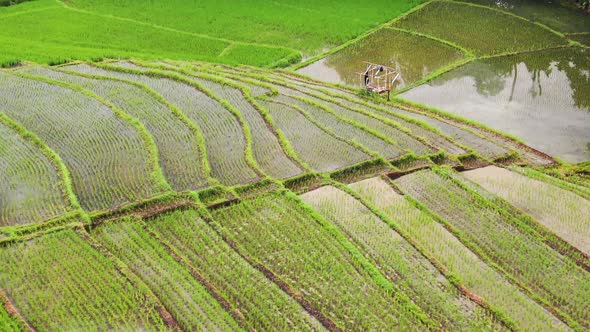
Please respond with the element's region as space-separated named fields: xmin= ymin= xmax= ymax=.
xmin=395 ymin=168 xmax=590 ymax=329
xmin=92 ymin=218 xmax=243 ymax=331
xmin=393 ymin=1 xmax=567 ymax=56
xmin=0 ymin=0 xmax=298 ymax=67
xmin=211 ymin=192 xmax=434 ymax=331
xmin=0 ymin=0 xmax=429 ymax=67
xmin=0 ymin=305 xmax=21 ymax=332
xmin=301 ymin=185 xmax=500 ymax=330
xmin=349 ymin=176 xmax=570 ymax=331
xmin=66 ymin=0 xmax=425 ymax=55
xmin=146 ymin=208 xmax=324 ymax=331
xmin=0 ymin=228 xmax=167 ymax=331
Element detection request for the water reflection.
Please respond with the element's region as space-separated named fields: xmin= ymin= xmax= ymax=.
xmin=401 ymin=47 xmax=590 ymax=163
xmin=296 ymin=29 xmax=464 ymax=88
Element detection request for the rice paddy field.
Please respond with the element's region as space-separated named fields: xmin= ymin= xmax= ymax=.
xmin=1 ymin=0 xmax=589 ymax=331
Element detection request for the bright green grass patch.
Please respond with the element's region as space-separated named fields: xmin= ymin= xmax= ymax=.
xmin=67 ymin=0 xmax=426 ymax=56
xmin=0 ymin=228 xmax=167 ymax=331
xmin=147 ymin=208 xmax=323 ymax=331
xmin=393 ymin=1 xmax=567 ymax=56
xmin=0 ymin=1 xmax=297 ymax=67
xmin=0 ymin=305 xmax=21 ymax=332
xmin=211 ymin=192 xmax=433 ymax=331
xmin=92 ymin=218 xmax=243 ymax=331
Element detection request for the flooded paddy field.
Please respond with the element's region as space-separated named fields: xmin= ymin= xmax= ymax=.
xmin=392 ymin=1 xmax=567 ymax=56
xmin=460 ymin=0 xmax=589 ymax=33
xmin=400 ymin=47 xmax=590 ymax=163
xmin=296 ymin=28 xmax=465 ymax=88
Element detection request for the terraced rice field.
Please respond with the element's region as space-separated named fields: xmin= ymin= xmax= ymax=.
xmin=0 ymin=119 xmax=71 ymax=226
xmin=296 ymin=28 xmax=466 ymax=88
xmin=1 ymin=0 xmax=589 ymax=329
xmin=1 ymin=56 xmax=587 ymax=331
xmin=0 ymin=71 xmax=167 ymax=211
xmin=0 ymin=228 xmax=167 ymax=331
xmin=392 ymin=1 xmax=567 ymax=56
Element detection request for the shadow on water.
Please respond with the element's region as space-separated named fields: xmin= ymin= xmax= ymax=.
xmin=296 ymin=29 xmax=465 ymax=89
xmin=401 ymin=47 xmax=590 ymax=163
xmin=460 ymin=0 xmax=589 ymax=33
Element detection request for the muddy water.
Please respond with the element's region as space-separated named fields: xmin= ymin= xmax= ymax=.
xmin=296 ymin=28 xmax=464 ymax=88
xmin=461 ymin=0 xmax=589 ymax=33
xmin=400 ymin=47 xmax=590 ymax=163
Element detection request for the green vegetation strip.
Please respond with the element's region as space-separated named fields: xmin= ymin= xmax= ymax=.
xmin=1 ymin=70 xmax=170 ymax=210
xmin=92 ymin=217 xmax=243 ymax=331
xmin=97 ymin=62 xmax=265 ymax=178
xmin=0 ymin=227 xmax=169 ymax=330
xmin=463 ymin=166 xmax=590 ymax=264
xmin=0 ymin=287 xmax=31 ymax=332
xmin=395 ymin=168 xmax=588 ymax=330
xmin=208 ymin=66 xmax=437 ymax=156
xmin=0 ymin=111 xmax=80 ymax=212
xmin=68 ymin=64 xmax=215 ymax=184
xmin=84 ymin=62 xmax=261 ymax=185
xmin=250 ymin=65 xmax=527 ymax=163
xmin=211 ymin=191 xmax=436 ymax=330
xmin=146 ymin=208 xmax=324 ymax=331
xmin=152 ymin=62 xmax=304 ymax=167
xmin=347 ymin=176 xmax=570 ymax=331
xmin=276 ymin=94 xmax=405 ymax=159
xmin=516 ymin=165 xmax=590 ymax=199
xmin=260 ymin=100 xmax=371 ymax=172
xmin=301 ymin=184 xmax=503 ymax=330
xmin=138 ymin=61 xmax=305 ymax=178
xmin=269 ymin=98 xmax=388 ymax=162
xmin=0 ymin=114 xmax=79 ymax=228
